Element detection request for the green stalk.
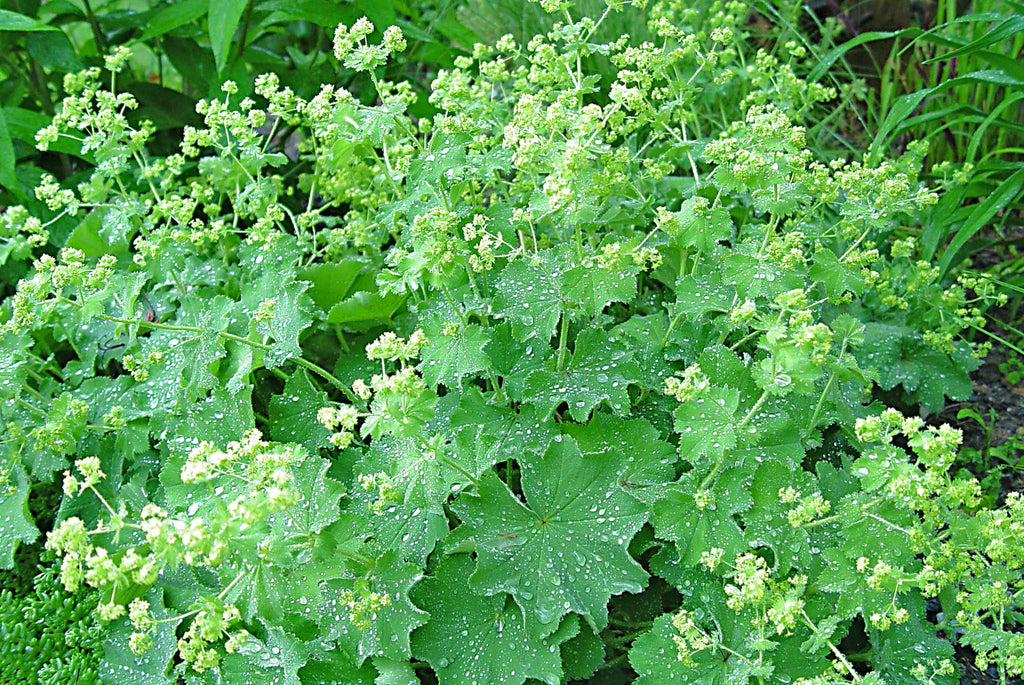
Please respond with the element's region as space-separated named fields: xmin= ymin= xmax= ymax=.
xmin=556 ymin=313 xmax=570 ymax=372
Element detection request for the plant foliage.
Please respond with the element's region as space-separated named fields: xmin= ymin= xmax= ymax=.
xmin=0 ymin=0 xmax=1022 ymax=683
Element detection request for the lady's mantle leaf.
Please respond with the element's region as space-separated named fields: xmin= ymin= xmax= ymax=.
xmin=101 ymin=589 xmax=177 ymax=685
xmin=324 ymin=551 xmax=429 ymax=663
xmin=642 ymin=553 xmax=831 ymax=683
xmin=672 ymin=386 xmax=740 ymax=462
xmin=269 ymin=369 xmax=333 ymax=453
xmin=563 ymin=413 xmax=675 ymax=505
xmin=673 ymin=275 xmax=735 ymax=320
xmin=629 ymin=613 xmax=724 ymax=684
xmin=609 ymin=314 xmax=673 ymax=391
xmin=371 ymin=656 xmax=418 ymax=685
xmin=631 ymin=610 xmax=828 ymax=685
xmin=856 ymin=322 xmax=976 ymax=413
xmin=452 ymin=386 xmax=554 ymax=455
xmin=212 ymin=626 xmax=306 ymax=685
xmin=449 ymin=435 xmax=648 ymax=632
xmin=244 ymin=277 xmax=315 ymax=369
xmin=419 ymin=321 xmax=491 ymax=389
xmin=298 ymin=648 xmax=376 ymax=685
xmin=493 ymin=252 xmax=564 ymax=342
xmin=561 ymin=262 xmax=637 ymax=318
xmin=485 ymin=323 xmax=555 ymax=401
xmin=275 ymin=451 xmax=344 ymax=534
xmin=742 ymin=460 xmax=835 ymax=575
xmin=411 ymin=554 xmax=567 ymax=685
xmin=0 ymin=463 xmax=38 ymax=569
xmin=134 ymin=294 xmax=235 ymax=412
xmin=494 ymin=247 xmax=641 ymax=343
xmin=361 ymin=434 xmax=479 ymax=512
xmin=870 ymin=592 xmax=956 ymax=685
xmin=560 ymin=619 xmax=605 ymax=680
xmin=524 ymin=328 xmax=638 ymax=422
xmin=652 ymin=484 xmax=746 ymax=568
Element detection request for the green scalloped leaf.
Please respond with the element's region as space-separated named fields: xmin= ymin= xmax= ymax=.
xmin=277 ymin=451 xmax=344 ymax=535
xmin=870 ymin=592 xmax=956 ymax=685
xmin=560 ymin=619 xmax=605 ymax=680
xmin=298 ymin=647 xmax=376 ymax=685
xmin=561 ymin=261 xmax=637 ymax=318
xmin=219 ymin=626 xmax=306 ymax=685
xmin=673 ymin=274 xmax=735 ymax=320
xmin=0 ymin=463 xmax=38 ymax=569
xmin=449 ymin=435 xmax=648 ymax=633
xmin=450 ymin=389 xmax=555 ymax=473
xmin=324 ymin=550 xmax=429 ymax=663
xmin=741 ymin=460 xmax=837 ymax=575
xmin=562 ymin=412 xmax=675 ymax=505
xmin=630 ymin=613 xmax=726 ymax=684
xmin=419 ymin=320 xmax=491 ymax=389
xmin=493 ymin=251 xmax=565 ymax=342
xmin=484 ymin=323 xmax=555 ymax=402
xmin=371 ymin=656 xmax=418 ymax=685
xmin=608 ymin=313 xmax=673 ymax=391
xmin=242 ymin=274 xmax=315 ymax=369
xmin=410 ymin=554 xmax=567 ymax=685
xmin=672 ymin=386 xmax=739 ymax=463
xmin=652 ymin=485 xmax=746 ymax=568
xmin=100 ymin=588 xmax=177 ymax=685
xmin=134 ymin=294 xmax=235 ymax=413
xmin=269 ymin=368 xmax=333 ymax=453
xmin=857 ymin=323 xmax=977 ymax=413
xmin=524 ymin=328 xmax=638 ymax=422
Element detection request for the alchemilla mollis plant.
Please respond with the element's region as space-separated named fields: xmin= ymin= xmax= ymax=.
xmin=1 ymin=0 xmax=1021 ymax=682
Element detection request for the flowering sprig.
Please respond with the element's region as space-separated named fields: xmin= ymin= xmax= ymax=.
xmin=44 ymin=432 xmax=307 ymax=671
xmin=357 ymin=329 xmax=437 ymax=440
xmin=317 ymin=404 xmax=360 ymax=449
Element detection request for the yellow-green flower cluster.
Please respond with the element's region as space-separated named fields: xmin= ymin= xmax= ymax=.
xmin=339 ymin=586 xmax=392 ymax=630
xmin=317 ymin=404 xmax=360 ymax=449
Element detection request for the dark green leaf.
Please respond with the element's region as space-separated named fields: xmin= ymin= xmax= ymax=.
xmin=25 ymin=29 xmax=82 ymax=72
xmin=325 ymin=550 xmax=428 ymax=663
xmin=327 ymin=291 xmax=406 ymax=329
xmin=420 ymin=321 xmax=491 ymax=389
xmin=870 ymin=592 xmax=956 ymax=685
xmin=0 ymin=9 xmax=52 ymax=31
xmin=560 ymin=618 xmax=604 ymax=680
xmin=494 ymin=252 xmax=564 ymax=342
xmin=139 ymin=0 xmax=208 ymax=41
xmin=0 ymin=108 xmax=17 ymax=195
xmin=561 ymin=261 xmax=637 ymax=318
xmin=300 ymin=260 xmax=367 ymax=313
xmin=189 ymin=626 xmax=306 ymax=685
xmin=100 ymin=589 xmax=177 ymax=685
xmin=208 ymin=0 xmax=249 ymax=73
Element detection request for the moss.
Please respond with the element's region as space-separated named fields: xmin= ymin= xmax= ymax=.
xmin=0 ymin=561 xmax=105 ymax=685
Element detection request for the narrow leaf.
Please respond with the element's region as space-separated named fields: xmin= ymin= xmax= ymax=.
xmin=208 ymin=0 xmax=249 ymax=73
xmin=139 ymin=0 xmax=208 ymax=41
xmin=937 ymin=166 xmax=1024 ymax=275
xmin=0 ymin=108 xmax=18 ymax=194
xmin=0 ymin=8 xmax=52 ymax=31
